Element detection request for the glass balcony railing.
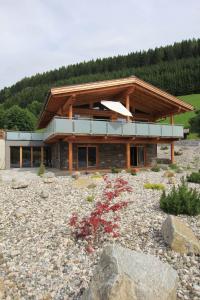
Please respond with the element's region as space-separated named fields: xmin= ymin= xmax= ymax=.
xmin=43 ymin=117 xmax=184 ymax=140
xmin=5 ymin=118 xmax=183 ymax=141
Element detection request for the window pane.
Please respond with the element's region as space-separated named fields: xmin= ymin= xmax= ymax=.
xmin=44 ymin=147 xmax=52 ymax=167
xmin=33 ymin=147 xmax=41 ymax=167
xmin=22 ymin=147 xmax=31 ymax=168
xmin=10 ymin=147 xmax=20 ymax=168
xmin=88 ymin=147 xmax=96 ymax=167
xmin=138 ymin=146 xmax=144 ymax=166
xmin=78 ymin=147 xmax=87 ymax=168
xmin=130 ymin=147 xmax=137 ymax=166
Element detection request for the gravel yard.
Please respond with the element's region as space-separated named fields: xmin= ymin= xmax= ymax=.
xmin=0 ymin=145 xmax=200 ymax=300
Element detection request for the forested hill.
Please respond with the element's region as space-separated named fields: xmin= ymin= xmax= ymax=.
xmin=0 ymin=38 xmax=200 ymax=130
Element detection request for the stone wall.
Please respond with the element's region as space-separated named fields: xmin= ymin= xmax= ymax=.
xmin=98 ymin=144 xmax=126 ymax=169
xmin=146 ymin=144 xmax=157 ymax=166
xmin=53 ymin=142 xmax=158 ymax=170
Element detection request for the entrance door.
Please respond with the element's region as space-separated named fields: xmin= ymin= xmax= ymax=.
xmin=78 ymin=146 xmax=97 ymax=169
xmin=130 ymin=146 xmax=145 ymax=167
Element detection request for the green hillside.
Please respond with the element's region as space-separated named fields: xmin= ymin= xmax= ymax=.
xmin=161 ymin=94 xmax=200 ymax=127
xmin=0 ymin=38 xmax=200 ymax=131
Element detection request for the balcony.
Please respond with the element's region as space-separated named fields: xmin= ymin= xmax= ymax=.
xmin=6 ymin=131 xmax=44 ymax=141
xmin=43 ymin=117 xmax=184 ymax=141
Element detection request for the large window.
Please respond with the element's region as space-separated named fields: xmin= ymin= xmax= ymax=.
xmin=22 ymin=147 xmax=31 ymax=168
xmin=10 ymin=147 xmax=20 ymax=168
xmin=33 ymin=147 xmax=41 ymax=167
xmin=77 ymin=146 xmax=97 ymax=168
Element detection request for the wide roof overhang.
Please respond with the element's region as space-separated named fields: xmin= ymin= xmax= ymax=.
xmin=38 ymin=76 xmax=194 ymax=129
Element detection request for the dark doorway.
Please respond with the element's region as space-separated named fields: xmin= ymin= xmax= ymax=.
xmin=10 ymin=147 xmax=20 ymax=168
xmin=130 ymin=146 xmax=145 ymax=167
xmin=22 ymin=147 xmax=31 ymax=168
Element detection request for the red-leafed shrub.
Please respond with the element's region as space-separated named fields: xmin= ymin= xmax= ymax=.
xmin=69 ymin=175 xmax=132 ymax=252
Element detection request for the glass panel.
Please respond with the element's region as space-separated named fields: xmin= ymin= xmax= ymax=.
xmin=78 ymin=147 xmax=87 ymax=168
xmin=33 ymin=147 xmax=41 ymax=167
xmin=88 ymin=147 xmax=97 ymax=167
xmin=138 ymin=146 xmax=145 ymax=166
xmin=130 ymin=146 xmax=137 ymax=167
xmin=22 ymin=147 xmax=31 ymax=168
xmin=10 ymin=147 xmax=20 ymax=168
xmin=44 ymin=147 xmax=52 ymax=167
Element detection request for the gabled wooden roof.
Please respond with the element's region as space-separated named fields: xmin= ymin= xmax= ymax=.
xmin=38 ymin=76 xmax=194 ymax=128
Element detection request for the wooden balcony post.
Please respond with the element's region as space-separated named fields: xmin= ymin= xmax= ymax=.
xmin=171 ymin=142 xmax=175 ymax=164
xmin=68 ymin=142 xmax=73 ymax=173
xmin=170 ymin=115 xmax=175 ymax=163
xmin=125 ymin=94 xmax=130 ymax=122
xmin=126 ymin=143 xmax=130 ymax=169
xmin=20 ymin=146 xmax=22 ymax=168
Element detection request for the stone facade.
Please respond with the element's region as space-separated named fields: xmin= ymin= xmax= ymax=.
xmin=51 ymin=142 xmax=157 ymax=170
xmin=146 ymin=144 xmax=157 ymax=166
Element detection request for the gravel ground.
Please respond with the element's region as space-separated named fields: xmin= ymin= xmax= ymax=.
xmin=0 ymin=148 xmax=200 ymax=300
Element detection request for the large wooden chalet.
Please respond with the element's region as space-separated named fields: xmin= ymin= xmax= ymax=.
xmin=3 ymin=76 xmax=193 ymax=171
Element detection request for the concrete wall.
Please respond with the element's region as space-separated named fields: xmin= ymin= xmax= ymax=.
xmin=5 ymin=140 xmax=44 ymax=169
xmin=0 ymin=139 xmax=5 ymax=169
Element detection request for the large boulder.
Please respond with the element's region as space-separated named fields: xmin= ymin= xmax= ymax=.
xmin=161 ymin=215 xmax=200 ymax=254
xmin=11 ymin=179 xmax=29 ymax=189
xmin=82 ymin=244 xmax=178 ymax=300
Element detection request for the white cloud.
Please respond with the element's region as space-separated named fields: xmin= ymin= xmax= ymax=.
xmin=0 ymin=0 xmax=199 ymax=89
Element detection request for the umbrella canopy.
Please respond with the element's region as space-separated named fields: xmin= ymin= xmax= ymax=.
xmin=101 ymin=100 xmax=132 ymax=117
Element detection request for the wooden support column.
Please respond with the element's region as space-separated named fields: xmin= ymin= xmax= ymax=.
xmin=68 ymin=142 xmax=73 ymax=173
xmin=170 ymin=115 xmax=175 ymax=164
xmin=68 ymin=104 xmax=73 ymax=119
xmin=41 ymin=146 xmax=44 ymax=165
xmin=171 ymin=142 xmax=175 ymax=164
xmin=31 ymin=146 xmax=33 ymax=167
xmin=20 ymin=146 xmax=22 ymax=168
xmin=125 ymin=94 xmax=130 ymax=122
xmin=126 ymin=143 xmax=130 ymax=169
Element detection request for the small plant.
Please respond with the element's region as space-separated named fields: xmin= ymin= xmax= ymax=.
xmin=160 ymin=145 xmax=168 ymax=150
xmin=169 ymin=163 xmax=178 ymax=170
xmin=38 ymin=164 xmax=45 ymax=176
xmin=144 ymin=183 xmax=165 ymax=190
xmin=174 ymin=150 xmax=183 ymax=156
xmin=86 ymin=195 xmax=95 ymax=202
xmin=111 ymin=167 xmax=120 ymax=174
xmin=69 ymin=176 xmax=133 ymax=252
xmin=151 ymin=166 xmax=160 ymax=172
xmin=187 ymin=171 xmax=200 ymax=184
xmin=160 ymin=178 xmax=200 ymax=216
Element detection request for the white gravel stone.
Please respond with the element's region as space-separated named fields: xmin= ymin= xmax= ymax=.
xmin=0 ymin=148 xmax=199 ymax=299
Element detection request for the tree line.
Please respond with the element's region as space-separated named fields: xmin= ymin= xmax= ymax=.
xmin=0 ymin=38 xmax=200 ymax=130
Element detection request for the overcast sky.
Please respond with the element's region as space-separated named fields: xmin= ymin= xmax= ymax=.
xmin=0 ymin=0 xmax=199 ymax=90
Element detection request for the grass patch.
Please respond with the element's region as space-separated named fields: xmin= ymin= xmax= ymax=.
xmin=144 ymin=183 xmax=165 ymax=190
xmin=86 ymin=195 xmax=95 ymax=202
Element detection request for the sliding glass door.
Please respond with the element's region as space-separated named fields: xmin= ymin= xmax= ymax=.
xmin=130 ymin=145 xmax=145 ymax=167
xmin=78 ymin=146 xmax=97 ymax=169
